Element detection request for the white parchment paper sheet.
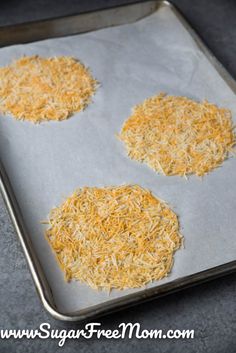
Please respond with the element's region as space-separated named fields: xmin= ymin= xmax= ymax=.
xmin=0 ymin=4 xmax=236 ymax=313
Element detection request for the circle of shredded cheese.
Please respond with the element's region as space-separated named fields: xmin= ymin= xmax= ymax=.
xmin=46 ymin=185 xmax=182 ymax=290
xmin=119 ymin=93 xmax=235 ymax=176
xmin=0 ymin=55 xmax=97 ymax=123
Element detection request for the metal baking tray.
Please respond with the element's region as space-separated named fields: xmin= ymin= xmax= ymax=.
xmin=1 ymin=0 xmax=236 ymax=322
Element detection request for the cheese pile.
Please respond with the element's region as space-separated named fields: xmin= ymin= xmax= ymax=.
xmin=0 ymin=55 xmax=97 ymax=123
xmin=46 ymin=185 xmax=182 ymax=290
xmin=119 ymin=93 xmax=235 ymax=176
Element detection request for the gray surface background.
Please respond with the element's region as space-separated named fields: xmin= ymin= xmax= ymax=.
xmin=0 ymin=0 xmax=236 ymax=352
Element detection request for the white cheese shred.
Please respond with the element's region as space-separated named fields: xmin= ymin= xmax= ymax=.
xmin=46 ymin=185 xmax=182 ymax=291
xmin=119 ymin=93 xmax=235 ymax=176
xmin=0 ymin=55 xmax=97 ymax=123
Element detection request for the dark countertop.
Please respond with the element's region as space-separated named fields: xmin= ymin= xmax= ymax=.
xmin=0 ymin=1 xmax=236 ymax=352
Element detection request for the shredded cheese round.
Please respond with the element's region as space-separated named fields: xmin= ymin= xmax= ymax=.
xmin=0 ymin=55 xmax=97 ymax=123
xmin=119 ymin=93 xmax=235 ymax=176
xmin=46 ymin=185 xmax=182 ymax=290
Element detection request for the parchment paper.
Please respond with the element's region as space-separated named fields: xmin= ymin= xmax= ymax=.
xmin=0 ymin=4 xmax=236 ymax=314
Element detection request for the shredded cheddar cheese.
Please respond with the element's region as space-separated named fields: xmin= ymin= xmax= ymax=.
xmin=46 ymin=185 xmax=182 ymax=290
xmin=119 ymin=93 xmax=235 ymax=176
xmin=0 ymin=55 xmax=97 ymax=123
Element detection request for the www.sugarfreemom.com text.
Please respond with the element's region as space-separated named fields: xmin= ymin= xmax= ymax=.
xmin=0 ymin=322 xmax=194 ymax=347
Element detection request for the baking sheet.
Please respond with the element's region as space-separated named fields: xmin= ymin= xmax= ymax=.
xmin=0 ymin=2 xmax=236 ymax=315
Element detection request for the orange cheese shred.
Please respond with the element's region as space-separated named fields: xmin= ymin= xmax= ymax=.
xmin=46 ymin=185 xmax=182 ymax=291
xmin=119 ymin=93 xmax=235 ymax=177
xmin=0 ymin=55 xmax=97 ymax=123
